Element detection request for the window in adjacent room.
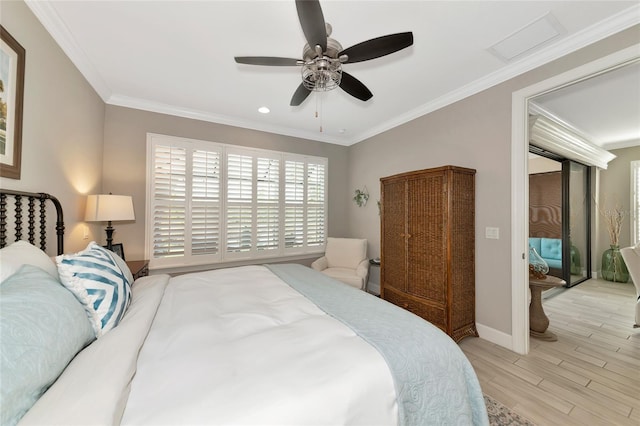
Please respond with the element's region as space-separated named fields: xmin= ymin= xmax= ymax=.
xmin=632 ymin=160 xmax=640 ymax=246
xmin=146 ymin=134 xmax=327 ymax=268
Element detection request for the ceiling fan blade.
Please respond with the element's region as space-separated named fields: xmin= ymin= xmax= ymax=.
xmin=290 ymin=83 xmax=312 ymax=106
xmin=295 ymin=0 xmax=327 ymax=53
xmin=339 ymin=32 xmax=413 ymax=64
xmin=339 ymin=72 xmax=373 ymax=101
xmin=234 ymin=57 xmax=301 ymax=66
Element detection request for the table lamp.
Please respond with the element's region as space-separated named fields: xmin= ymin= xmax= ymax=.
xmin=85 ymin=194 xmax=135 ymax=250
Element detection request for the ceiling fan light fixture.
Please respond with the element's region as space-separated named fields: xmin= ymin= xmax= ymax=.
xmin=302 ymin=57 xmax=342 ymax=92
xmin=235 ymin=1 xmax=414 ymax=105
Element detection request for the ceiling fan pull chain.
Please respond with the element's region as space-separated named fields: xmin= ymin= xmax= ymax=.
xmin=319 ymin=92 xmax=324 ymax=132
xmin=320 ymin=92 xmax=323 ymax=132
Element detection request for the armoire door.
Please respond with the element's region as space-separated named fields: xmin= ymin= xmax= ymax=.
xmin=406 ymin=173 xmax=447 ymax=308
xmin=381 ymin=179 xmax=407 ymax=294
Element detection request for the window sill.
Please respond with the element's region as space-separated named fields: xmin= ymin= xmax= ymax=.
xmin=149 ymin=253 xmax=322 ymax=276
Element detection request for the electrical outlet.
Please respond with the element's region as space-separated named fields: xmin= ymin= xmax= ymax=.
xmin=83 ymin=225 xmax=89 ymax=240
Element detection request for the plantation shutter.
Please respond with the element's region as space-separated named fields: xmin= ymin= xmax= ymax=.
xmin=285 ymin=160 xmax=305 ymax=250
xmin=151 ymin=144 xmax=187 ymax=258
xmin=226 ymin=153 xmax=253 ymax=254
xmin=147 ymin=134 xmax=327 ymax=268
xmin=192 ymin=149 xmax=221 ymax=255
xmin=307 ymin=162 xmax=326 ymax=247
xmin=257 ymin=156 xmax=280 ymax=252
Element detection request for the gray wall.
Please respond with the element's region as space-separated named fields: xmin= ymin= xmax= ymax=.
xmin=0 ymin=0 xmax=105 ymax=253
xmin=347 ymin=26 xmax=640 ymax=335
xmin=596 ymin=145 xmax=640 ymax=267
xmin=102 ymin=105 xmax=350 ymax=261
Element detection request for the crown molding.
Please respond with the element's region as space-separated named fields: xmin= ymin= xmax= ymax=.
xmin=602 ymin=138 xmax=640 ymax=151
xmin=530 ymin=100 xmax=640 ymax=151
xmin=25 ymin=0 xmax=112 ymax=101
xmin=528 ymin=102 xmax=600 ymax=144
xmin=107 ymin=95 xmax=350 ymax=146
xmin=27 ymin=2 xmax=640 ymax=147
xmin=351 ymin=4 xmax=640 ymax=145
xmin=529 ymin=112 xmax=616 ymax=169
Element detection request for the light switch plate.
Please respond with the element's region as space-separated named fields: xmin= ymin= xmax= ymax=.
xmin=485 ymin=227 xmax=500 ymax=239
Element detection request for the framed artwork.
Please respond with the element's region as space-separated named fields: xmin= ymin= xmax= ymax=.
xmin=104 ymin=243 xmax=125 ymax=260
xmin=0 ymin=25 xmax=25 ymax=179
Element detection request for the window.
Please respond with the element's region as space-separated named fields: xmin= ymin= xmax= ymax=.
xmin=632 ymin=160 xmax=640 ymax=245
xmin=146 ymin=134 xmax=327 ymax=268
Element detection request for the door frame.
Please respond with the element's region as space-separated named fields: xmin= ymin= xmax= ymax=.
xmin=510 ymin=45 xmax=639 ymax=355
xmin=562 ymin=160 xmax=592 ymax=288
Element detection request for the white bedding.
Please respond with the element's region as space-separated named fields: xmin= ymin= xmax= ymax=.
xmin=122 ymin=266 xmax=398 ymax=425
xmin=19 ymin=275 xmax=169 ymax=425
xmin=19 ymin=264 xmax=488 ymax=425
xmin=20 ymin=266 xmax=397 ymax=425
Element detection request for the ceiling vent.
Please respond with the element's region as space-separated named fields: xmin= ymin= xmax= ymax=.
xmin=488 ymin=13 xmax=565 ymax=62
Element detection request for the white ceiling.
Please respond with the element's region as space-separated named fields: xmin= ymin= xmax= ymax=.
xmin=26 ymin=1 xmax=640 ymax=147
xmin=530 ymin=60 xmax=640 ymax=150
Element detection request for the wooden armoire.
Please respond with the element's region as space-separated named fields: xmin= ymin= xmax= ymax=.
xmin=380 ymin=165 xmax=477 ymax=342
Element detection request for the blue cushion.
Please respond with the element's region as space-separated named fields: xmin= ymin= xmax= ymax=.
xmin=0 ymin=265 xmax=95 ymax=426
xmin=56 ymin=242 xmax=132 ymax=337
xmin=529 ymin=237 xmax=562 ymax=269
xmin=529 ymin=238 xmax=542 ymax=254
xmin=540 ymin=238 xmax=562 ymax=260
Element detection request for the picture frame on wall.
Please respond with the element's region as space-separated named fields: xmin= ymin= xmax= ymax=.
xmin=104 ymin=243 xmax=125 ymax=260
xmin=0 ymin=25 xmax=25 ymax=179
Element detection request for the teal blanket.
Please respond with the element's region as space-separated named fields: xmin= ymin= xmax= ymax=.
xmin=267 ymin=264 xmax=488 ymax=426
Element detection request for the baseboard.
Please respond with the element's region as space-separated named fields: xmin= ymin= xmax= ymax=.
xmin=476 ymin=323 xmax=513 ymax=350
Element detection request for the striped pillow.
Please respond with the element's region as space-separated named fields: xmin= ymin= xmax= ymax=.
xmin=56 ymin=242 xmax=132 ymax=337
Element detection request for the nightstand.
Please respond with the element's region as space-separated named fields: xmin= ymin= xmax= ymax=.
xmin=126 ymin=260 xmax=149 ymax=280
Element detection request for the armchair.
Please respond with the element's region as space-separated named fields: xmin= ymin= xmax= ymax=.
xmin=311 ymin=237 xmax=369 ymax=290
xmin=620 ymin=245 xmax=640 ymax=327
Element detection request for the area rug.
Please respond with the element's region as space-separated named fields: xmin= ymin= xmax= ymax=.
xmin=485 ymin=394 xmax=536 ymax=426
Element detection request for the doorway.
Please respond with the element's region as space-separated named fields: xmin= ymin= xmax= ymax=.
xmin=510 ymin=45 xmax=639 ymax=355
xmin=528 ymin=149 xmax=592 ymax=287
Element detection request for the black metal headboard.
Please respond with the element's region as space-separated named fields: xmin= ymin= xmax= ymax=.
xmin=0 ymin=189 xmax=65 ymax=255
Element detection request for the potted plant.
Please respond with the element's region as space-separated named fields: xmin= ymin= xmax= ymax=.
xmin=598 ymin=199 xmax=629 ymax=283
xmin=353 ymin=187 xmax=369 ymax=207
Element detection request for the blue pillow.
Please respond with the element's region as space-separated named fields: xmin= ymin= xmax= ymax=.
xmin=0 ymin=264 xmax=95 ymax=426
xmin=56 ymin=242 xmax=132 ymax=337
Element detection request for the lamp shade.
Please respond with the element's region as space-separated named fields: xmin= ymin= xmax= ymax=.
xmin=85 ymin=194 xmax=135 ymax=222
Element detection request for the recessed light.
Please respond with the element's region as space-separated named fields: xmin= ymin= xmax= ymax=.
xmin=258 ymin=106 xmax=270 ymax=114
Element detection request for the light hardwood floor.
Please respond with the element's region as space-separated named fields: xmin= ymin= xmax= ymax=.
xmin=460 ymin=278 xmax=639 ymax=425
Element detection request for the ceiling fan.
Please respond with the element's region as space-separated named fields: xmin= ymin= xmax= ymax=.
xmin=234 ymin=0 xmax=414 ymax=106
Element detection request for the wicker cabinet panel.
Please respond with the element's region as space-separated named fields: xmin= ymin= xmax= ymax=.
xmin=384 ymin=288 xmax=447 ymax=331
xmin=380 ymin=166 xmax=477 ymax=342
xmin=406 ymin=174 xmax=446 ymax=303
xmin=382 ymin=179 xmax=408 ymax=293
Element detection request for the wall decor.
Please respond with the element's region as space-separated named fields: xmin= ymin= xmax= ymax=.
xmin=353 ymin=187 xmax=369 ymax=207
xmin=0 ymin=25 xmax=25 ymax=179
xmin=104 ymin=243 xmax=125 ymax=260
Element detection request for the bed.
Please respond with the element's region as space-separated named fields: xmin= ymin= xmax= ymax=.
xmin=0 ymin=189 xmax=489 ymax=426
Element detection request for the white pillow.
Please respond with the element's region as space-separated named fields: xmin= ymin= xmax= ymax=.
xmin=110 ymin=249 xmax=134 ymax=285
xmin=0 ymin=241 xmax=59 ymax=283
xmin=56 ymin=242 xmax=132 ymax=337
